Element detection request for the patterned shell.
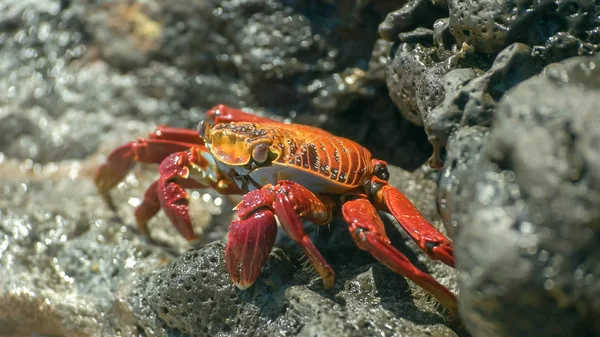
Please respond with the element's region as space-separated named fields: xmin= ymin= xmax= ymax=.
xmin=209 ymin=121 xmax=374 ymax=188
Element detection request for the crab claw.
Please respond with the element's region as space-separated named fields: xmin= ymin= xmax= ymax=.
xmin=427 ymin=241 xmax=454 ymax=268
xmin=225 ymin=209 xmax=278 ymax=289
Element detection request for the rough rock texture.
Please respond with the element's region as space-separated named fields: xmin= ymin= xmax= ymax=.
xmin=382 ymin=0 xmax=599 ymax=167
xmin=381 ymin=0 xmax=600 ymax=336
xmin=448 ymin=0 xmax=600 ymax=55
xmin=451 ymin=55 xmax=600 ymax=337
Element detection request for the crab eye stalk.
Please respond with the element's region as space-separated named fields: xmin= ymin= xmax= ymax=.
xmin=251 ymin=143 xmax=269 ymax=164
xmin=197 ymin=120 xmax=210 ymax=139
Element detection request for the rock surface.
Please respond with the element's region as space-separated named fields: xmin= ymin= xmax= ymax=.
xmin=381 ymin=0 xmax=600 ymax=336
xmin=452 ymin=55 xmax=600 ymax=337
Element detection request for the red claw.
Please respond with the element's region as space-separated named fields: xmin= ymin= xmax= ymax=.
xmin=225 ymin=209 xmax=278 ymax=289
xmin=430 ymin=242 xmax=455 ymax=268
xmin=231 ymin=181 xmax=335 ymax=288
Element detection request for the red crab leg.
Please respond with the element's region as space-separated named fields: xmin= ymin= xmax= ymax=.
xmin=373 ymin=179 xmax=455 ymax=267
xmin=95 ymin=139 xmax=196 ymax=210
xmin=133 ymin=180 xmax=160 ymax=236
xmin=228 ymin=181 xmax=336 ymax=289
xmin=206 ymin=104 xmax=281 ymax=124
xmin=342 ymin=197 xmax=458 ymax=317
xmin=133 ymin=177 xmax=206 ymax=239
xmin=149 ymin=125 xmax=206 ymax=144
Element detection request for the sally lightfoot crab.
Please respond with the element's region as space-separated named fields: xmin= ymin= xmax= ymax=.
xmin=95 ymin=104 xmax=458 ymax=316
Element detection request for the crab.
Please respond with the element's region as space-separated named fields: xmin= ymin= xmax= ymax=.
xmin=95 ymin=104 xmax=458 ymax=316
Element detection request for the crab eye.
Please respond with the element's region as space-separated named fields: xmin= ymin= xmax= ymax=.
xmin=251 ymin=143 xmax=269 ymax=164
xmin=197 ymin=120 xmax=210 ymax=138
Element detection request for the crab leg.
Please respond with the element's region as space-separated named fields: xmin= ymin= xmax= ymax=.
xmin=149 ymin=125 xmax=207 ymax=144
xmin=206 ymin=104 xmax=281 ymax=124
xmin=133 ymin=180 xmax=161 ymax=236
xmin=228 ymin=181 xmax=335 ymax=289
xmin=373 ymin=181 xmax=455 ymax=267
xmin=95 ymin=123 xmax=209 ymax=208
xmin=342 ymin=197 xmax=458 ymax=317
xmin=134 ymin=176 xmax=209 ymax=238
xmin=95 ymin=139 xmax=196 ymax=210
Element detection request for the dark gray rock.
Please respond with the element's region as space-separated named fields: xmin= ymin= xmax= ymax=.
xmin=382 ymin=0 xmax=599 ymax=170
xmin=448 ymin=0 xmax=600 ymax=55
xmin=437 ymin=126 xmax=491 ymax=237
xmin=425 ymin=43 xmax=542 ymax=168
xmin=452 ymin=55 xmax=600 ymax=337
xmin=386 ymin=42 xmax=439 ymax=126
xmin=379 ymin=0 xmax=448 ymax=42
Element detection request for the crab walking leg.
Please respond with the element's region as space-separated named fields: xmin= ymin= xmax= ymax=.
xmin=342 ymin=198 xmax=458 ymax=317
xmin=133 ymin=180 xmax=160 ymax=236
xmin=206 ymin=104 xmax=282 ymax=124
xmin=225 ymin=209 xmax=278 ymax=289
xmin=95 ymin=139 xmax=199 ymax=210
xmin=373 ymin=181 xmax=455 ymax=267
xmin=148 ymin=125 xmax=207 ymax=144
xmin=232 ymin=181 xmax=336 ymax=288
xmin=273 ymin=192 xmax=335 ymax=288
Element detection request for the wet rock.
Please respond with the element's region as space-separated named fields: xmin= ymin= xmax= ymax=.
xmin=386 ymin=43 xmax=438 ymax=126
xmin=382 ymin=0 xmax=599 ymax=170
xmin=0 ymin=159 xmax=172 ymax=337
xmin=448 ymin=0 xmax=600 ymax=55
xmin=0 ymin=0 xmax=432 ymax=170
xmin=437 ymin=126 xmax=491 ymax=237
xmin=452 ymin=55 xmax=600 ymax=337
xmin=379 ymin=0 xmax=449 ymax=42
xmin=425 ymin=43 xmax=542 ymax=168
